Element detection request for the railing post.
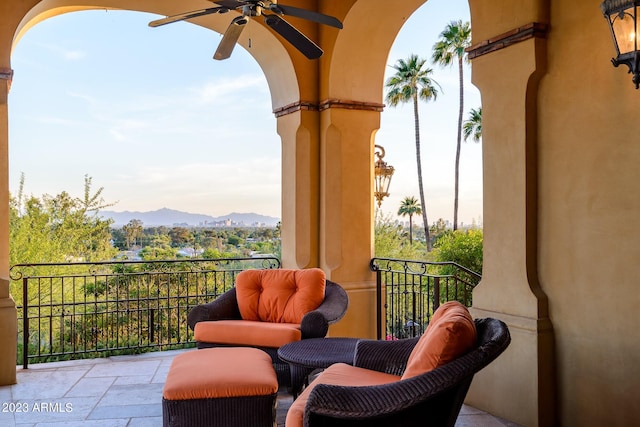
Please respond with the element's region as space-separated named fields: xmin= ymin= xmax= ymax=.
xmin=433 ymin=276 xmax=440 ymax=312
xmin=22 ymin=276 xmax=28 ymax=369
xmin=149 ymin=308 xmax=155 ymax=343
xmin=375 ymin=268 xmax=382 ymax=340
xmin=410 ymin=290 xmax=417 ymax=338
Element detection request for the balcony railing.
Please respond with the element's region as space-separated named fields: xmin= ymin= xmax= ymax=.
xmin=370 ymin=257 xmax=481 ymax=340
xmin=10 ymin=257 xmax=280 ymax=368
xmin=11 ymin=256 xmax=478 ymax=368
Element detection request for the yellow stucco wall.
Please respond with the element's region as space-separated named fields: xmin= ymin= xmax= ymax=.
xmin=537 ymin=1 xmax=640 ymax=425
xmin=468 ymin=32 xmax=556 ymax=425
xmin=469 ymin=0 xmax=640 ymax=425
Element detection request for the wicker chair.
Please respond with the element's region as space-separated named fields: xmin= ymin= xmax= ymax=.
xmin=187 ymin=275 xmax=349 ymax=386
xmin=297 ymin=317 xmax=510 ymax=427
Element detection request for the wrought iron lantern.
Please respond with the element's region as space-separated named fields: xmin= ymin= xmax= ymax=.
xmin=601 ymin=0 xmax=640 ymax=88
xmin=374 ymin=144 xmax=395 ymax=207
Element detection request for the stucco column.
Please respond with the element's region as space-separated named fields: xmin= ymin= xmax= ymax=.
xmin=318 ymin=102 xmax=382 ymax=339
xmin=465 ymin=27 xmax=556 ymax=427
xmin=276 ymin=107 xmax=320 ymax=270
xmin=0 ymin=68 xmax=17 ymax=385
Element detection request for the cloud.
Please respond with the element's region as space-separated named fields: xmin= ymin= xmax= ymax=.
xmin=77 ymin=75 xmax=274 ymax=145
xmin=63 ymin=50 xmax=86 ymax=60
xmin=67 ymin=91 xmax=94 ymax=101
xmin=195 ymin=75 xmax=267 ymax=104
xmin=35 ymin=115 xmax=84 ymax=126
xmin=32 ymin=41 xmax=87 ymax=61
xmin=109 ymin=129 xmax=127 ymax=142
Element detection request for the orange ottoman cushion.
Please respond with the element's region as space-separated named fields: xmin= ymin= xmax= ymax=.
xmin=163 ymin=347 xmax=278 ymax=400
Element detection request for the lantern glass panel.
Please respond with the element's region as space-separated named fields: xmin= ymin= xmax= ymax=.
xmin=612 ymin=7 xmax=639 ymax=54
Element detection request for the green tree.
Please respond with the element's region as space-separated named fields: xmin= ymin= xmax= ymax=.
xmin=168 ymin=227 xmax=193 ymax=248
xmin=463 ymin=107 xmax=482 ymax=143
xmin=139 ymin=233 xmax=176 ymax=260
xmin=432 ymin=20 xmax=472 ymax=231
xmin=110 ymin=228 xmax=127 ymax=250
xmin=227 ymin=234 xmax=242 ymax=246
xmin=433 ymin=229 xmax=483 ymax=275
xmin=10 ymin=175 xmax=117 ymax=265
xmin=430 ymin=218 xmax=450 ymax=245
xmin=385 ymin=54 xmax=440 ymax=251
xmin=374 ymin=211 xmax=428 ymax=260
xmin=397 ymin=196 xmax=422 ymax=245
xmin=123 ymin=219 xmax=144 ymax=249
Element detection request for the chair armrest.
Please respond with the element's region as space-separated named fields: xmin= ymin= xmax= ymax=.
xmin=300 ymin=311 xmax=329 ymax=339
xmin=304 ymin=365 xmax=472 ymax=426
xmin=353 ymin=338 xmax=418 ymax=375
xmin=186 ymin=287 xmax=242 ymax=331
xmin=300 ymin=280 xmax=349 ymax=339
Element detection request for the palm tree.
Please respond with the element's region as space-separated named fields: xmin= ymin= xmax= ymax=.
xmin=432 ymin=20 xmax=472 ymax=231
xmin=385 ymin=54 xmax=440 ymax=251
xmin=398 ymin=196 xmax=422 ymax=245
xmin=463 ymin=107 xmax=482 ymax=143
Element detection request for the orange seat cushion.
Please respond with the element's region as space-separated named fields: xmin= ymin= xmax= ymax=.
xmin=163 ymin=347 xmax=278 ymax=400
xmin=194 ymin=319 xmax=302 ymax=348
xmin=285 ymin=363 xmax=401 ymax=427
xmin=401 ymin=301 xmax=477 ymax=380
xmin=235 ymin=268 xmax=326 ymax=323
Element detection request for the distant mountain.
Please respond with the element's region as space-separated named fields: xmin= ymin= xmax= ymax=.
xmin=100 ymin=208 xmax=280 ymax=227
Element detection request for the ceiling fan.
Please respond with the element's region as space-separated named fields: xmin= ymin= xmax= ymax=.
xmin=149 ymin=0 xmax=343 ymax=60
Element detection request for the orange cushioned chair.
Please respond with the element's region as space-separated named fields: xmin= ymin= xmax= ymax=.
xmin=285 ymin=301 xmax=511 ymax=427
xmin=187 ymin=268 xmax=349 ymax=386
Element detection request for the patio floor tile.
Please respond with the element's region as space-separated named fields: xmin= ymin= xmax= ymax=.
xmin=0 ymin=350 xmax=520 ymax=427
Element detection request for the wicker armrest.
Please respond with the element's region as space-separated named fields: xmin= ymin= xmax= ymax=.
xmin=318 ymin=280 xmax=350 ymax=323
xmin=186 ymin=287 xmax=242 ymax=330
xmin=300 ymin=311 xmax=329 ymax=339
xmin=353 ymin=338 xmax=419 ymax=375
xmin=305 ymin=365 xmax=468 ymax=425
xmin=300 ymin=280 xmax=349 ymax=339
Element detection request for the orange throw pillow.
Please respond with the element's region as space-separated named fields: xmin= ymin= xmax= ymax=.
xmin=236 ymin=268 xmax=326 ymax=323
xmin=401 ymin=301 xmax=477 ymax=380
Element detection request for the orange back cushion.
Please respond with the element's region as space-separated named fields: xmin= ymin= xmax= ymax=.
xmin=401 ymin=301 xmax=477 ymax=380
xmin=235 ymin=268 xmax=326 ymax=323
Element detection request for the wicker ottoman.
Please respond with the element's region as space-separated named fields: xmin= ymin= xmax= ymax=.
xmin=162 ymin=347 xmax=278 ymax=427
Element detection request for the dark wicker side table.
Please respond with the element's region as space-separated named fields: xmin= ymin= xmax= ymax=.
xmin=277 ymin=337 xmax=360 ymax=398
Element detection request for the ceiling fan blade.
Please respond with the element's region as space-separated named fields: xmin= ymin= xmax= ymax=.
xmin=269 ymin=4 xmax=343 ymax=29
xmin=149 ymin=7 xmax=228 ymax=27
xmin=214 ymin=16 xmax=249 ymax=60
xmin=264 ymin=15 xmax=323 ymax=59
xmin=211 ymin=0 xmax=247 ymax=9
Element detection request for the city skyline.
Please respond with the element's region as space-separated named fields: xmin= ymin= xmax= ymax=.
xmin=8 ymin=0 xmax=482 ymax=226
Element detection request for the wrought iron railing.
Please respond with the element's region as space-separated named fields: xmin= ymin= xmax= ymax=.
xmin=10 ymin=257 xmax=280 ymax=368
xmin=370 ymin=257 xmax=481 ymax=340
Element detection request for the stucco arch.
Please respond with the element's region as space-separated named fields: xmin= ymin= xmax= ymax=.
xmin=11 ymin=0 xmax=300 ymax=109
xmin=326 ymin=0 xmax=426 ymax=103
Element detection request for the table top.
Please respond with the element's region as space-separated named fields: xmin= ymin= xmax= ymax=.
xmin=278 ymin=337 xmax=361 ymax=369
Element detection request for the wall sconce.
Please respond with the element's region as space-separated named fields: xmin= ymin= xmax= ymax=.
xmin=374 ymin=144 xmax=395 ymax=208
xmin=601 ymin=0 xmax=640 ymax=88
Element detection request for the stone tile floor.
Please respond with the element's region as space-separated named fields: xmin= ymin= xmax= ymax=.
xmin=0 ymin=349 xmax=520 ymax=427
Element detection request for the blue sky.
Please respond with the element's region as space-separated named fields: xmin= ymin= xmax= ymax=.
xmin=9 ymin=0 xmax=481 ymax=226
